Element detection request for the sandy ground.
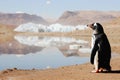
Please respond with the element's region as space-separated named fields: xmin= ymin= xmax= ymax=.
xmin=0 ymin=24 xmax=120 ymax=80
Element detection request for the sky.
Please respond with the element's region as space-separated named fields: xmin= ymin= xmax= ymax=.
xmin=0 ymin=0 xmax=120 ymax=19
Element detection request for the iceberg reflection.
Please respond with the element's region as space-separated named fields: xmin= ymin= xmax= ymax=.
xmin=14 ymin=36 xmax=88 ymax=47
xmin=14 ymin=36 xmax=91 ymax=57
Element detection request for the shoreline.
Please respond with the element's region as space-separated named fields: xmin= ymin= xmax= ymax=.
xmin=0 ymin=56 xmax=120 ymax=80
xmin=0 ymin=52 xmax=119 ymax=71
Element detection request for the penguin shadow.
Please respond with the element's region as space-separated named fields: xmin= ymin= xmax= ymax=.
xmin=101 ymin=70 xmax=120 ymax=73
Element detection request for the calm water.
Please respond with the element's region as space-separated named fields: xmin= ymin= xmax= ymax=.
xmin=0 ymin=36 xmax=91 ymax=70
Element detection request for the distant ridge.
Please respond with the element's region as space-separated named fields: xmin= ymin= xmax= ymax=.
xmin=56 ymin=11 xmax=120 ymax=25
xmin=0 ymin=12 xmax=48 ymax=25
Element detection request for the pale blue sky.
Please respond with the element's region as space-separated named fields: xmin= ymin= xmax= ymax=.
xmin=0 ymin=0 xmax=120 ymax=19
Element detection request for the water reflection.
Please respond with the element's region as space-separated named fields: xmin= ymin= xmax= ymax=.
xmin=0 ymin=37 xmax=43 ymax=55
xmin=0 ymin=35 xmax=91 ymax=70
xmin=14 ymin=36 xmax=88 ymax=47
xmin=14 ymin=36 xmax=91 ymax=56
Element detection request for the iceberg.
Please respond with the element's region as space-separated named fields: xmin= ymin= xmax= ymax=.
xmin=14 ymin=23 xmax=87 ymax=32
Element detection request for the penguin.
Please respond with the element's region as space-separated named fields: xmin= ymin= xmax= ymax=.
xmin=87 ymin=23 xmax=111 ymax=73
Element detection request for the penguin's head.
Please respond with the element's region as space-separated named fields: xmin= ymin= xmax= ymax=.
xmin=87 ymin=23 xmax=104 ymax=34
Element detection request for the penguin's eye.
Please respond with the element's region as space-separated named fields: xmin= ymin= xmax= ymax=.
xmin=92 ymin=23 xmax=94 ymax=26
xmin=91 ymin=23 xmax=96 ymax=30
